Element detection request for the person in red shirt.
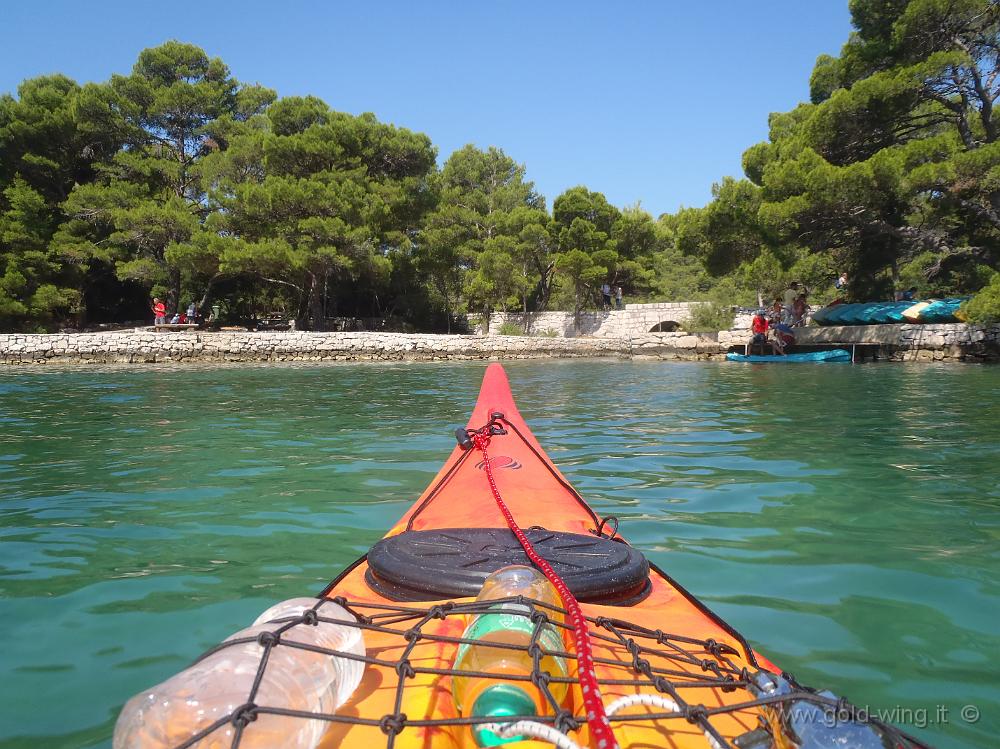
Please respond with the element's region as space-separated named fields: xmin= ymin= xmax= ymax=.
xmin=152 ymin=297 xmax=167 ymax=325
xmin=747 ymin=309 xmax=783 ymax=355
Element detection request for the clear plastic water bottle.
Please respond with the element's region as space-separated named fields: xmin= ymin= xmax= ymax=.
xmin=451 ymin=566 xmax=569 ymax=747
xmin=113 ymin=598 xmax=365 ymax=749
xmin=748 ymin=671 xmax=891 ymax=749
xmin=253 ymin=598 xmax=365 ymax=708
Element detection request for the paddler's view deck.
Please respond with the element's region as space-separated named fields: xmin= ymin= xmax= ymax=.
xmin=113 ymin=364 xmax=929 ymax=749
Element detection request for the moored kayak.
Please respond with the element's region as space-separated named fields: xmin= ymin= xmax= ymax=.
xmin=919 ymin=297 xmax=970 ymax=323
xmin=838 ymin=302 xmax=882 ymax=325
xmin=871 ymin=301 xmax=913 ymax=324
xmin=902 ymin=301 xmax=932 ymax=322
xmin=808 ymin=303 xmax=835 ymax=325
xmin=726 ymin=349 xmax=852 ymax=363
xmin=812 ymin=298 xmax=968 ymax=325
xmin=821 ymin=302 xmax=862 ymax=325
xmin=115 ymin=364 xmax=927 ymax=749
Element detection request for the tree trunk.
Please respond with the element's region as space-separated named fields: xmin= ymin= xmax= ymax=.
xmin=322 ymin=269 xmax=329 ymax=320
xmin=534 ymin=262 xmax=555 ymax=312
xmin=308 ymin=272 xmax=325 ymax=331
xmin=196 ymin=273 xmax=225 ymax=314
xmin=295 ymin=277 xmax=313 ymax=331
xmin=440 ymin=275 xmax=452 ymax=333
xmin=167 ymin=268 xmax=181 ymax=316
xmin=76 ymin=280 xmax=89 ymax=330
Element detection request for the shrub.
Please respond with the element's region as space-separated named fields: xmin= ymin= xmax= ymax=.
xmin=683 ymin=301 xmax=735 ymax=333
xmin=533 ymin=328 xmax=559 ymax=338
xmin=497 ymin=321 xmax=525 ymax=336
xmin=962 ymin=273 xmax=1000 ymax=324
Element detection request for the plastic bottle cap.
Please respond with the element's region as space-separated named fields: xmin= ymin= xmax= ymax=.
xmin=471 ymin=684 xmax=537 ymax=747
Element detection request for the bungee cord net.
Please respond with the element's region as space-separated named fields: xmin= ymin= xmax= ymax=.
xmin=161 ymin=594 xmax=931 ymax=749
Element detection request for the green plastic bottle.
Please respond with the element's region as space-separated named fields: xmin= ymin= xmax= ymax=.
xmin=451 ymin=566 xmax=569 ymax=746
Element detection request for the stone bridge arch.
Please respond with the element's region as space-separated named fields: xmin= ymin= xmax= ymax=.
xmin=649 ymin=320 xmax=681 ymax=332
xmin=481 ymin=301 xmax=701 ymax=337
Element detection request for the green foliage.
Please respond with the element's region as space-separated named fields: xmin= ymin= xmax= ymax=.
xmin=962 ymin=271 xmax=1000 ymax=323
xmin=553 ymin=247 xmax=607 ymax=326
xmin=4 ymin=11 xmax=997 ymax=333
xmin=785 ymin=252 xmax=836 ymax=305
xmin=674 ymin=177 xmax=771 ymax=275
xmin=735 ymin=248 xmax=786 ymax=306
xmin=663 ymin=0 xmax=999 ymax=308
xmin=683 ymin=301 xmax=735 ymax=333
xmin=419 ymin=145 xmax=543 ymax=330
xmin=809 ymin=54 xmax=843 ymax=104
xmin=891 ymin=250 xmax=993 ymax=298
xmin=553 ymin=187 xmax=619 ymax=236
xmin=57 ymin=41 xmax=277 ymax=320
xmin=497 ymin=321 xmax=524 ymax=336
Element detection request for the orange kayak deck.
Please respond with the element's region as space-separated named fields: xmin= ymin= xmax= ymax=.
xmin=316 ymin=363 xmax=778 ymax=749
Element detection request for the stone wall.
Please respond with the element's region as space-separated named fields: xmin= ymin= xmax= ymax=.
xmin=629 ymin=324 xmax=1000 ymax=362
xmin=0 ymin=323 xmax=996 ymax=365
xmin=0 ymin=330 xmax=631 ymax=364
xmin=795 ymin=323 xmax=1000 ymax=361
xmin=480 ymin=302 xmax=700 ymax=338
xmin=629 ymin=332 xmax=732 ymax=360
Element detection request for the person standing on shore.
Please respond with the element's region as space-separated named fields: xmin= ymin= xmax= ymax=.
xmin=600 ymin=283 xmax=612 ymax=310
xmin=614 ymin=286 xmax=623 ymax=310
xmin=782 ymin=282 xmax=800 ymax=311
xmin=792 ymin=293 xmax=808 ymax=326
xmin=152 ymin=298 xmax=166 ymax=326
xmin=770 ymin=296 xmax=784 ymax=324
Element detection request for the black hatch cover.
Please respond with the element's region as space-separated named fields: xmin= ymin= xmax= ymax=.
xmin=365 ymin=527 xmax=650 ymax=606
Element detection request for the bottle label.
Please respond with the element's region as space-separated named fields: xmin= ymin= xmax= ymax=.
xmin=455 ymin=606 xmax=566 ymax=675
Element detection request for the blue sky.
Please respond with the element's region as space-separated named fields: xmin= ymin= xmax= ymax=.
xmin=1 ymin=1 xmax=852 ymax=217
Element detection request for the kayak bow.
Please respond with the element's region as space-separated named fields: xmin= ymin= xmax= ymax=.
xmin=307 ymin=364 xmax=924 ymax=749
xmin=117 ymin=363 xmax=930 ymax=749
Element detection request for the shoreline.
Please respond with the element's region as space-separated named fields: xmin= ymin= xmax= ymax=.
xmin=0 ymin=324 xmax=997 ymax=364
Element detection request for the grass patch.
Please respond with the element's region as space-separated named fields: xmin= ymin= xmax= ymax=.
xmin=497 ymin=321 xmax=525 ymax=336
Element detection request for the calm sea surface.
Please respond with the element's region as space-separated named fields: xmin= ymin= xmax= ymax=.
xmin=1 ymin=360 xmax=998 ymax=748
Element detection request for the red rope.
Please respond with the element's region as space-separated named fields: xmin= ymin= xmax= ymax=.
xmin=472 ymin=431 xmax=619 ymax=749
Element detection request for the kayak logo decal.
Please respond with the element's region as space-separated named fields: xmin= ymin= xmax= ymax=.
xmin=475 ymin=455 xmax=522 ymax=470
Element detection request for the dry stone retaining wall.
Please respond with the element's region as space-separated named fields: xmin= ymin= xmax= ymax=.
xmin=0 ymin=323 xmax=996 ymax=364
xmin=0 ymin=330 xmax=631 ymax=364
xmin=630 ymin=324 xmax=1000 ymax=361
xmin=481 ymin=302 xmax=700 ymax=338
xmin=796 ymin=323 xmax=1000 ymax=361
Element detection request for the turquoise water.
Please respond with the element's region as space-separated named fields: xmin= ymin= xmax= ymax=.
xmin=0 ymin=360 xmax=997 ymax=748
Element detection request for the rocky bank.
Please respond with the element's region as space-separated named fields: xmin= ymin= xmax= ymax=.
xmin=0 ymin=323 xmax=996 ymax=364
